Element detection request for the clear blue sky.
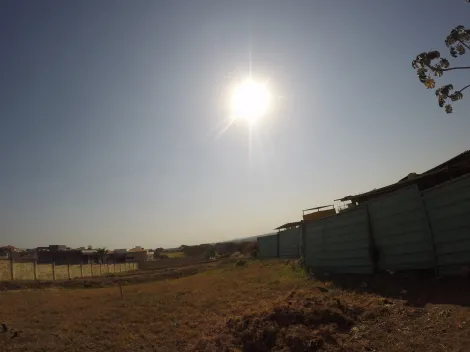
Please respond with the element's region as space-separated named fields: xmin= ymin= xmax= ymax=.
xmin=1 ymin=1 xmax=469 ymax=249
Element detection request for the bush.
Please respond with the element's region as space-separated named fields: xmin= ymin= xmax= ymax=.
xmin=236 ymin=260 xmax=246 ymax=267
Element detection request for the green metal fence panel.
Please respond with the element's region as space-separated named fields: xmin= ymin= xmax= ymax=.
xmin=423 ymin=174 xmax=470 ymax=275
xmin=368 ymin=185 xmax=435 ymax=271
xmin=279 ymin=227 xmax=301 ymax=258
xmin=304 ymin=206 xmax=372 ymax=274
xmin=257 ymin=234 xmax=278 ymax=258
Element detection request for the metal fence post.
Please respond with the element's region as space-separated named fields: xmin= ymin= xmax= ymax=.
xmin=420 ymin=192 xmax=439 ymax=276
xmin=276 ymin=231 xmax=280 ymax=258
xmin=365 ymin=204 xmax=379 ymax=274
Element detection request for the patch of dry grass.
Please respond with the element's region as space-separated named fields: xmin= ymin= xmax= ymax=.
xmin=165 ymin=251 xmax=185 ymax=258
xmin=0 ymin=260 xmax=469 ymax=351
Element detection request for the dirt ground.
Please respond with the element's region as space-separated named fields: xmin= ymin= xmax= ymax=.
xmin=1 ymin=260 xmax=469 ymax=351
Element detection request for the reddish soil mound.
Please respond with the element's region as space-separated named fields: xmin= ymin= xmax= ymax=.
xmin=192 ymin=291 xmax=363 ymax=351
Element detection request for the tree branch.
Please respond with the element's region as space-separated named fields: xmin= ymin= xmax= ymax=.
xmin=458 ymin=84 xmax=470 ymax=93
xmin=459 ymin=41 xmax=470 ymax=51
xmin=440 ymin=66 xmax=470 ymax=72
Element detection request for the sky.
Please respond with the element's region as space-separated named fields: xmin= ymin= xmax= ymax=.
xmin=1 ymin=0 xmax=470 ymax=249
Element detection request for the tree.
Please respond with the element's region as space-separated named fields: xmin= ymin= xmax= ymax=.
xmin=95 ymin=248 xmax=109 ymax=264
xmin=412 ymin=2 xmax=470 ymax=113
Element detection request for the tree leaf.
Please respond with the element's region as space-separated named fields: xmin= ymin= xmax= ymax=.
xmin=424 ymin=79 xmax=435 ymax=89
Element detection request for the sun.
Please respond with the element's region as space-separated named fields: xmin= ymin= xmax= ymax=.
xmin=230 ymin=77 xmax=271 ymax=124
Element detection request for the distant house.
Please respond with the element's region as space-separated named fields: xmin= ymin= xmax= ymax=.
xmin=337 ymin=150 xmax=470 ymax=205
xmin=36 ymin=245 xmax=100 ymax=265
xmin=125 ymin=248 xmax=154 ymax=264
xmin=0 ymin=245 xmax=20 ymax=259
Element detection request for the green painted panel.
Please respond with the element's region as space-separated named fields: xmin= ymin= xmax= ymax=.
xmin=424 ymin=214 xmax=470 ymax=234
xmin=425 ymin=201 xmax=470 ymax=220
xmin=368 ymin=185 xmax=434 ymax=271
xmin=438 ymin=252 xmax=470 ymax=265
xmin=310 ymin=266 xmax=373 ymax=274
xmin=423 ymin=175 xmax=470 ymax=199
xmin=307 ymin=239 xmax=369 ymax=252
xmin=369 ymin=203 xmax=425 ymax=222
xmin=304 ymin=206 xmax=372 ymax=274
xmin=309 ymin=248 xmax=369 ymax=260
xmin=370 ymin=216 xmax=427 ymax=234
xmin=279 ymin=228 xmax=300 ymax=258
xmin=438 ymin=264 xmax=469 ymax=276
xmin=306 ymin=227 xmax=368 ymax=246
xmin=373 ymin=230 xmax=429 ymax=246
xmin=424 ymin=175 xmax=470 ymax=275
xmin=435 ymin=238 xmax=470 ymax=255
xmin=310 ymin=257 xmax=371 ymax=267
xmin=379 ymin=252 xmax=434 ymax=268
xmin=433 ymin=227 xmax=470 ymax=244
xmin=257 ymin=234 xmax=278 ymax=259
xmin=378 ymin=242 xmax=433 ymax=256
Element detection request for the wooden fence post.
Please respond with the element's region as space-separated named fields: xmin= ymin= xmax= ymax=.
xmin=67 ymin=264 xmax=71 ymax=280
xmin=80 ymin=262 xmax=83 ymax=278
xmin=90 ymin=263 xmax=93 ymax=277
xmin=33 ymin=260 xmax=37 ymax=280
xmin=52 ymin=262 xmax=56 ymax=281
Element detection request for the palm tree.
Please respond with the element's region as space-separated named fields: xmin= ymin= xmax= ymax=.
xmin=95 ymin=248 xmax=109 ymax=264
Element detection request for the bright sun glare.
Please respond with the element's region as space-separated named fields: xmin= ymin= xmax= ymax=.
xmin=231 ymin=77 xmax=271 ymax=124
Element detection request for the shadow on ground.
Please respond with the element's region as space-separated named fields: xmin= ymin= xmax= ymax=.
xmin=314 ymin=270 xmax=470 ymax=307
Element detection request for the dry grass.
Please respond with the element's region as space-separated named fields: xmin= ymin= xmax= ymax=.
xmin=165 ymin=251 xmax=185 ymax=258
xmin=0 ymin=260 xmax=469 ymax=351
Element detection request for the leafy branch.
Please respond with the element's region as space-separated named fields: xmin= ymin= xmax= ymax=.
xmin=412 ymin=24 xmax=470 ymax=113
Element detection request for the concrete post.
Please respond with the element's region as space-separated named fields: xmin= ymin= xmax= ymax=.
xmin=10 ymin=258 xmax=14 ymax=280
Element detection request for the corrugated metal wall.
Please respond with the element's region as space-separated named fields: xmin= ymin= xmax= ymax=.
xmin=278 ymin=227 xmax=301 ymax=258
xmin=423 ymin=175 xmax=470 ymax=275
xmin=368 ymin=185 xmax=435 ymax=271
xmin=304 ymin=206 xmax=373 ymax=274
xmin=258 ymin=175 xmax=470 ymax=276
xmin=257 ymin=234 xmax=278 ymax=259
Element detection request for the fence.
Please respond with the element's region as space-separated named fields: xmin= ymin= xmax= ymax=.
xmin=368 ymin=186 xmax=436 ymax=272
xmin=257 ymin=234 xmax=279 ymax=259
xmin=304 ymin=206 xmax=372 ymax=274
xmin=259 ymin=174 xmax=470 ymax=276
xmin=423 ymin=175 xmax=470 ymax=275
xmin=279 ymin=227 xmax=301 ymax=258
xmin=0 ymin=260 xmax=138 ymax=281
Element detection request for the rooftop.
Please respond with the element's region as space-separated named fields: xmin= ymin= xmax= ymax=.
xmin=337 ymin=150 xmax=470 ymax=203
